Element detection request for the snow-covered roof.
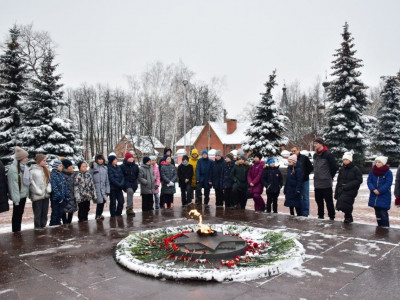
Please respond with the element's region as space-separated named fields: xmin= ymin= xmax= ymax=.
xmin=124 ymin=135 xmax=164 ymax=154
xmin=176 ymin=126 xmax=204 ymax=146
xmin=209 ymin=122 xmax=251 ymax=145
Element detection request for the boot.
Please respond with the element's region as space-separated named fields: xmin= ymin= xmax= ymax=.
xmin=126 ymin=207 xmax=135 ymax=216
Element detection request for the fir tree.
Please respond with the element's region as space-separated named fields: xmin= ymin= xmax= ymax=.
xmin=0 ymin=25 xmax=29 ymax=164
xmin=373 ymin=76 xmax=400 ymax=164
xmin=17 ymin=49 xmax=82 ymax=160
xmin=323 ymin=22 xmax=370 ymax=166
xmin=242 ymin=70 xmax=288 ymax=157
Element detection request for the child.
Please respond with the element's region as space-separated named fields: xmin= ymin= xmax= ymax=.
xmin=230 ymin=155 xmax=250 ymax=209
xmin=89 ymin=154 xmax=110 ymax=220
xmin=108 ymin=155 xmax=126 ymax=217
xmin=61 ymin=158 xmax=77 ymax=224
xmin=177 ymin=155 xmax=193 ymax=206
xmin=263 ymin=158 xmax=283 ymax=213
xmin=150 ymin=156 xmax=160 ymax=209
xmin=221 ymin=153 xmax=235 ymax=208
xmin=160 ymin=156 xmax=177 ymax=208
xmin=74 ymin=161 xmax=96 ymax=222
xmin=49 ymin=160 xmax=68 ymax=226
xmin=367 ymin=156 xmax=393 ymax=227
xmin=247 ymin=152 xmax=265 ymax=212
xmin=138 ymin=156 xmax=156 ymax=211
xmin=284 ymin=155 xmax=303 ymax=216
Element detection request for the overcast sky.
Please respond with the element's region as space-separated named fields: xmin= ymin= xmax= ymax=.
xmin=2 ymin=0 xmax=400 ymax=118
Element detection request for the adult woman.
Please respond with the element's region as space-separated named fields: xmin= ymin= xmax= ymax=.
xmin=160 ymin=156 xmax=176 ymax=208
xmin=74 ymin=161 xmax=96 ymax=222
xmin=367 ymin=156 xmax=393 ymax=227
xmin=284 ymin=155 xmax=303 ymax=216
xmin=89 ymin=154 xmax=110 ymax=220
xmin=30 ymin=154 xmax=51 ymax=230
xmin=247 ymin=153 xmax=265 ymax=212
xmin=138 ymin=156 xmax=155 ymax=211
xmin=334 ymin=152 xmax=363 ymax=223
xmin=7 ymin=147 xmax=30 ymax=232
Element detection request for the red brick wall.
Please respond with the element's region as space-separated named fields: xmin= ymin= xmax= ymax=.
xmin=193 ymin=125 xmax=224 ymax=154
xmin=226 ymin=119 xmax=237 ymax=134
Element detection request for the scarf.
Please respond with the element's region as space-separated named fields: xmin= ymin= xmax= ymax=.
xmin=372 ymin=164 xmax=390 ymax=176
xmin=316 ymin=145 xmax=328 ymax=154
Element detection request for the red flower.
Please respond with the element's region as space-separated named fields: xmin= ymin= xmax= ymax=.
xmin=227 ymin=260 xmax=236 ymax=268
xmin=253 ymin=243 xmax=258 ymax=248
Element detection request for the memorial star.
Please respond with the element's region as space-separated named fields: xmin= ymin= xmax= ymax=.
xmin=174 ymin=232 xmax=246 ymax=251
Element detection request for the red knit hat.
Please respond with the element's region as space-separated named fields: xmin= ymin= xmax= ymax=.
xmin=125 ymin=152 xmax=134 ymax=160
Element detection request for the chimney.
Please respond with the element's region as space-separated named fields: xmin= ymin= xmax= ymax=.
xmin=223 ymin=109 xmax=227 ymax=123
xmin=227 ymin=119 xmax=237 ymax=134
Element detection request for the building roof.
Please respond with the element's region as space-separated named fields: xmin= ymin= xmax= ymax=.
xmin=124 ymin=135 xmax=164 ymax=154
xmin=175 ymin=126 xmax=204 ymax=146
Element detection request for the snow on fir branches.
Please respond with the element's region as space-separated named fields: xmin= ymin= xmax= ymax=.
xmin=373 ymin=76 xmax=400 ymax=164
xmin=323 ymin=22 xmax=371 ymax=166
xmin=243 ymin=70 xmax=288 ymax=157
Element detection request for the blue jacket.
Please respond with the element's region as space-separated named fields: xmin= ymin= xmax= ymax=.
xmin=196 ymin=157 xmax=214 ymax=184
xmin=62 ymin=170 xmax=77 ymax=213
xmin=284 ymin=165 xmax=303 ymax=208
xmin=108 ymin=165 xmax=125 ymax=191
xmin=367 ymin=167 xmax=393 ymax=210
xmin=263 ymin=166 xmax=283 ymax=194
xmin=211 ymin=158 xmax=224 ymax=189
xmin=221 ymin=160 xmax=235 ymax=189
xmin=50 ymin=170 xmax=68 ymax=204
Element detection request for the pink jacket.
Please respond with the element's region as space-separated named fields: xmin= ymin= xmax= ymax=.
xmin=152 ymin=164 xmax=161 ymax=194
xmin=247 ymin=160 xmax=265 ymax=195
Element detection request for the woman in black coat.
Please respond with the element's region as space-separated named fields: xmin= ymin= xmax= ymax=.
xmin=334 ymin=152 xmax=363 ymax=223
xmin=284 ymin=155 xmax=303 ymax=216
xmin=0 ymin=160 xmax=9 ymax=213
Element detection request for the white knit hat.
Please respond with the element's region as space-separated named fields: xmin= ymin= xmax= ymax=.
xmin=342 ymin=152 xmax=353 ymax=162
xmin=288 ymin=154 xmax=297 ymax=163
xmin=375 ymin=156 xmax=388 ymax=165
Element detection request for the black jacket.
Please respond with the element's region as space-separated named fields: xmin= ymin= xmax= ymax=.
xmin=262 ymin=166 xmax=283 ymax=194
xmin=221 ymin=160 xmax=235 ymax=189
xmin=297 ymin=154 xmax=314 ymax=182
xmin=334 ymin=162 xmax=363 ymax=212
xmin=108 ymin=165 xmax=125 ymax=191
xmin=313 ymin=149 xmax=338 ymax=189
xmin=0 ymin=160 xmax=9 ymax=213
xmin=177 ymin=163 xmax=193 ymax=189
xmin=211 ymin=158 xmax=224 ymax=189
xmin=120 ymin=160 xmax=139 ymax=191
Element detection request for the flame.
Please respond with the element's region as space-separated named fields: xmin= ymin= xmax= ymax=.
xmin=188 ymin=209 xmax=214 ymax=234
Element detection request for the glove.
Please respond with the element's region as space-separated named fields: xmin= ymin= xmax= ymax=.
xmin=395 ymin=196 xmax=400 ymax=207
xmin=168 ymin=181 xmax=174 ymax=187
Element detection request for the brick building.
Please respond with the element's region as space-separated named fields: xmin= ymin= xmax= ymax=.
xmin=115 ymin=135 xmax=164 ymax=161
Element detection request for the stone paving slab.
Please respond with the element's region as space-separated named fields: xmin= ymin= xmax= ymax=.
xmin=1 ymin=206 xmax=400 ymax=300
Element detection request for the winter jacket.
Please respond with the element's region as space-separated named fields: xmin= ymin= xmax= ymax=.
xmin=62 ymin=170 xmax=77 ymax=213
xmin=0 ymin=160 xmax=9 ymax=213
xmin=189 ymin=149 xmax=199 ymax=187
xmin=395 ymin=165 xmax=400 ymax=197
xmin=284 ymin=165 xmax=303 ymax=208
xmin=247 ymin=160 xmax=265 ymax=195
xmin=262 ymin=166 xmax=283 ymax=194
xmin=7 ymin=160 xmax=29 ymax=205
xmin=211 ymin=158 xmax=224 ymax=189
xmin=221 ymin=160 xmax=235 ymax=189
xmin=138 ymin=164 xmax=155 ymax=194
xmin=178 ymin=163 xmax=193 ymax=189
xmin=74 ymin=172 xmax=97 ymax=204
xmin=334 ymin=162 xmax=363 ymax=212
xmin=196 ymin=156 xmax=214 ymax=184
xmin=108 ymin=164 xmax=125 ymax=191
xmin=30 ymin=164 xmax=51 ymax=201
xmin=152 ymin=164 xmax=161 ymax=194
xmin=120 ymin=159 xmax=139 ymax=191
xmin=89 ymin=162 xmax=110 ymax=204
xmin=313 ymin=148 xmax=337 ymax=189
xmin=160 ymin=162 xmax=177 ymax=194
xmin=231 ymin=161 xmax=250 ymax=192
xmin=50 ymin=170 xmax=68 ymax=204
xmin=367 ymin=167 xmax=393 ymax=210
xmin=296 ymin=154 xmax=314 ymax=182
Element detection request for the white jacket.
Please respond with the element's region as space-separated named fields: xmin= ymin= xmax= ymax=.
xmin=30 ymin=165 xmax=51 ymax=201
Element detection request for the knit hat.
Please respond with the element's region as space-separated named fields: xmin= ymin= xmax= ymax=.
xmin=226 ymin=153 xmax=234 ymax=161
xmin=15 ymin=146 xmax=28 ymax=161
xmin=149 ymin=155 xmax=157 ymax=161
xmin=288 ymin=154 xmax=298 ymax=163
xmin=375 ymin=156 xmax=388 ymax=165
xmin=342 ymin=152 xmax=353 ymax=162
xmin=254 ymin=152 xmax=262 ymax=160
xmin=108 ymin=155 xmax=117 ymax=164
xmin=314 ymin=137 xmax=325 ymax=145
xmin=215 ymin=150 xmax=222 ymax=157
xmin=267 ymin=158 xmax=276 ymax=165
xmin=62 ymin=159 xmax=73 ymax=168
xmin=201 ymin=150 xmax=208 ymax=156
xmin=143 ymin=156 xmax=151 ymax=165
xmin=77 ymin=161 xmax=87 ymax=170
xmin=239 ymin=154 xmax=247 ymax=161
xmin=35 ymin=154 xmax=46 ymax=164
xmin=125 ymin=152 xmax=134 ymax=160
xmin=182 ymin=155 xmax=189 ymax=161
xmin=95 ymin=154 xmax=105 ymax=162
xmin=52 ymin=159 xmax=62 ymax=170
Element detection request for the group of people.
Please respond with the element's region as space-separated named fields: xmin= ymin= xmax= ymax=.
xmin=1 ymin=138 xmax=400 ymax=233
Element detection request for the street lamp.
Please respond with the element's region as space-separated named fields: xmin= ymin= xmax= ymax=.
xmin=183 ymin=80 xmax=188 ymax=155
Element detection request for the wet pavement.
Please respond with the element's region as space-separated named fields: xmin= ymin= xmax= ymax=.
xmin=1 ymin=206 xmax=400 ymax=300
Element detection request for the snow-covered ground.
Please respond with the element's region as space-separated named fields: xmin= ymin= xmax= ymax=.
xmin=0 ymin=168 xmax=399 ymax=233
